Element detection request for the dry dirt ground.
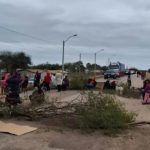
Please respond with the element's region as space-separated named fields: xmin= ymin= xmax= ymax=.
xmin=1 ymin=122 xmax=150 ymax=150
xmin=1 ymin=75 xmax=150 ymax=150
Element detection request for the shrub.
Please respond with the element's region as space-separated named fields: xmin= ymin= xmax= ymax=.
xmin=75 ymin=92 xmax=135 ymax=130
xmin=69 ymin=73 xmax=89 ymax=90
xmin=0 ymin=102 xmax=10 ymax=117
xmin=121 ymin=84 xmax=141 ymax=99
xmin=103 ymin=89 xmax=117 ymax=95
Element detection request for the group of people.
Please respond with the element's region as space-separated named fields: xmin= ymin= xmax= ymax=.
xmin=0 ymin=71 xmax=28 ymax=104
xmin=32 ymin=71 xmax=70 ymax=92
xmin=103 ymin=80 xmax=116 ymax=90
xmin=0 ymin=71 xmax=27 ymax=95
xmin=85 ymin=77 xmax=97 ymax=89
xmin=0 ymin=70 xmax=70 ymax=97
xmin=34 ymin=71 xmax=51 ymax=91
xmin=50 ymin=72 xmax=69 ymax=92
xmin=137 ymin=71 xmax=146 ymax=80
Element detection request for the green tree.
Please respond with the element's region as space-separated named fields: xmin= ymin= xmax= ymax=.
xmin=65 ymin=61 xmax=85 ymax=73
xmin=86 ymin=63 xmax=108 ymax=72
xmin=31 ymin=63 xmax=61 ymax=70
xmin=0 ymin=51 xmax=31 ymax=72
xmin=86 ymin=63 xmax=95 ymax=71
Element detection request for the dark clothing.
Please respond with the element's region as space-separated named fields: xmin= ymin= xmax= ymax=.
xmin=141 ymin=72 xmax=145 ymax=80
xmin=22 ymin=76 xmax=28 ymax=89
xmin=110 ymin=81 xmax=116 ymax=90
xmin=141 ymin=80 xmax=149 ymax=100
xmin=62 ymin=77 xmax=69 ymax=90
xmin=104 ymin=80 xmax=116 ymax=90
xmin=127 ymin=72 xmax=131 ymax=79
xmin=145 ymin=83 xmax=150 ymax=94
xmin=57 ymin=85 xmax=61 ymax=92
xmin=127 ymin=78 xmax=131 ymax=87
xmin=41 ymin=81 xmax=50 ymax=91
xmin=103 ymin=80 xmax=110 ymax=89
xmin=6 ymin=76 xmax=20 ymax=93
xmin=137 ymin=71 xmax=141 ymax=77
xmin=85 ymin=78 xmax=97 ymax=89
xmin=34 ymin=72 xmax=41 ymax=87
xmin=1 ymin=75 xmax=5 ymax=80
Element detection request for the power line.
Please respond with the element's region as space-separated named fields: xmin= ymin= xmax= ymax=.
xmin=0 ymin=25 xmax=51 ymax=43
xmin=0 ymin=39 xmax=51 ymax=52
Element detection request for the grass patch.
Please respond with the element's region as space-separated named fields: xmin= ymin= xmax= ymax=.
xmin=120 ymin=84 xmax=141 ymax=99
xmin=0 ymin=102 xmax=10 ymax=117
xmin=74 ymin=92 xmax=135 ymax=131
xmin=103 ymin=89 xmax=117 ymax=95
xmin=69 ymin=73 xmax=89 ymax=90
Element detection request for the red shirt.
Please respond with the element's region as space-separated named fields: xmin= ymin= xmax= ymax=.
xmin=44 ymin=73 xmax=51 ymax=83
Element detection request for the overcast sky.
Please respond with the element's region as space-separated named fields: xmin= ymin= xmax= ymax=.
xmin=0 ymin=0 xmax=150 ymax=69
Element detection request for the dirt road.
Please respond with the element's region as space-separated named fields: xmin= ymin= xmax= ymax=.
xmin=97 ymin=74 xmax=143 ymax=88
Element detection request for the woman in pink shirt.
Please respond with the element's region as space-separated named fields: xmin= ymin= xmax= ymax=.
xmin=0 ymin=73 xmax=10 ymax=95
xmin=143 ymin=80 xmax=150 ymax=104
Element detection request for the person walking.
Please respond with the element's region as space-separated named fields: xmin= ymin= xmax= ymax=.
xmin=21 ymin=75 xmax=29 ymax=93
xmin=1 ymin=73 xmax=11 ymax=95
xmin=55 ymin=72 xmax=62 ymax=92
xmin=62 ymin=75 xmax=69 ymax=90
xmin=43 ymin=71 xmax=51 ymax=91
xmin=143 ymin=80 xmax=150 ymax=104
xmin=127 ymin=76 xmax=132 ymax=88
xmin=34 ymin=71 xmax=41 ymax=87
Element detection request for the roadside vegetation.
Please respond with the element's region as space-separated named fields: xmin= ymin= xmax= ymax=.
xmin=103 ymin=83 xmax=141 ymax=99
xmin=69 ymin=73 xmax=89 ymax=90
xmin=74 ymin=92 xmax=135 ymax=131
xmin=120 ymin=84 xmax=141 ymax=99
xmin=0 ymin=92 xmax=135 ymax=133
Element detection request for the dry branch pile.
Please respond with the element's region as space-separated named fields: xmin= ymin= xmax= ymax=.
xmin=0 ymin=92 xmax=139 ymax=130
xmin=26 ymin=94 xmax=84 ymax=119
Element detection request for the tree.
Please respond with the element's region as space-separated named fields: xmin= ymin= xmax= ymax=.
xmin=65 ymin=61 xmax=85 ymax=73
xmin=86 ymin=63 xmax=108 ymax=72
xmin=0 ymin=51 xmax=31 ymax=72
xmin=31 ymin=63 xmax=61 ymax=70
xmin=86 ymin=63 xmax=95 ymax=71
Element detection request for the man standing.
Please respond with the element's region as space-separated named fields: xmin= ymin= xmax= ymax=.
xmin=34 ymin=71 xmax=41 ymax=87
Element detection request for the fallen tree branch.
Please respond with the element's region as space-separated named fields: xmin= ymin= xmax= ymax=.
xmin=128 ymin=121 xmax=150 ymax=126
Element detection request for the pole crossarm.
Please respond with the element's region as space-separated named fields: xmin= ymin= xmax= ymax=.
xmin=95 ymin=49 xmax=104 ymax=55
xmin=64 ymin=34 xmax=77 ymax=43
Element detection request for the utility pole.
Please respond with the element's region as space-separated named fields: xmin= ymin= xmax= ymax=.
xmin=79 ymin=53 xmax=82 ymax=62
xmin=94 ymin=49 xmax=104 ymax=77
xmin=79 ymin=53 xmax=82 ymax=73
xmin=94 ymin=52 xmax=96 ymax=75
xmin=62 ymin=34 xmax=77 ymax=75
xmin=62 ymin=40 xmax=65 ymax=75
xmin=108 ymin=58 xmax=110 ymax=66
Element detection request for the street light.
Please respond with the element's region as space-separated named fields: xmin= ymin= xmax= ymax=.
xmin=62 ymin=34 xmax=77 ymax=75
xmin=94 ymin=49 xmax=104 ymax=76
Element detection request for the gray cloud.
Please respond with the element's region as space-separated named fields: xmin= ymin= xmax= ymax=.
xmin=0 ymin=0 xmax=150 ymax=69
